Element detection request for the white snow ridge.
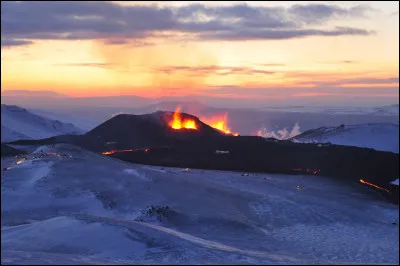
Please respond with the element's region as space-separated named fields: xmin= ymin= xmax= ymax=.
xmin=1 ymin=104 xmax=83 ymax=143
xmin=292 ymin=123 xmax=399 ymax=153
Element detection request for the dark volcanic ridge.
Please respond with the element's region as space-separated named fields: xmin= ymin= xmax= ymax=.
xmin=7 ymin=111 xmax=399 ymax=203
xmin=1 ymin=144 xmax=27 ymax=157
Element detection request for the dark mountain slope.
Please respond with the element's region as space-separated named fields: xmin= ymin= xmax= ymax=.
xmin=1 ymin=144 xmax=27 ymax=157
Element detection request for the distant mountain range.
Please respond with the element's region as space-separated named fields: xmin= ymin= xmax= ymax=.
xmin=1 ymin=104 xmax=83 ymax=143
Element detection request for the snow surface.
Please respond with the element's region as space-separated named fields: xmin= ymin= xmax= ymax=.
xmin=263 ymin=104 xmax=399 ymax=116
xmin=1 ymin=104 xmax=83 ymax=143
xmin=390 ymin=179 xmax=399 ymax=186
xmin=1 ymin=144 xmax=398 ymax=264
xmin=293 ymin=123 xmax=399 ymax=153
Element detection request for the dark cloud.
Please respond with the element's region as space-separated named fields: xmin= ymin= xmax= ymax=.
xmin=157 ymin=65 xmax=275 ymax=76
xmin=198 ymin=27 xmax=373 ymax=41
xmin=289 ymin=3 xmax=374 ymax=24
xmin=103 ymin=39 xmax=129 ymax=45
xmin=1 ymin=1 xmax=375 ymax=47
xmin=1 ymin=1 xmax=173 ymax=41
xmin=175 ymin=4 xmax=297 ymax=29
xmin=102 ymin=39 xmax=155 ymax=47
xmin=1 ymin=38 xmax=33 ymax=47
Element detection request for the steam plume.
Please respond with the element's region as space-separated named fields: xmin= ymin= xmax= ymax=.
xmin=257 ymin=123 xmax=301 ymax=140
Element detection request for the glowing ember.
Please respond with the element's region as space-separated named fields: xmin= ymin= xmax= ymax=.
xmin=102 ymin=148 xmax=151 ymax=155
xmin=170 ymin=106 xmax=198 ymax=130
xmin=359 ymin=179 xmax=390 ymax=193
xmin=201 ymin=113 xmax=239 ymax=136
xmin=183 ymin=119 xmax=197 ymax=130
xmin=102 ymin=149 xmax=133 ymax=155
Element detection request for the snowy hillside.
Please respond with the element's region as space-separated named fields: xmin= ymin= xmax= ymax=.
xmin=1 ymin=144 xmax=398 ymax=264
xmin=371 ymin=104 xmax=399 ymax=116
xmin=292 ymin=123 xmax=399 ymax=153
xmin=263 ymin=104 xmax=399 ymax=116
xmin=1 ymin=105 xmax=83 ymax=143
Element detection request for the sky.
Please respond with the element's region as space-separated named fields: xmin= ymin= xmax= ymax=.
xmin=1 ymin=1 xmax=399 ymax=107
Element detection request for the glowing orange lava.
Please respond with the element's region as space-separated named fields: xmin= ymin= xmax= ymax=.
xmin=102 ymin=149 xmax=133 ymax=155
xmin=359 ymin=179 xmax=390 ymax=193
xmin=170 ymin=106 xmax=198 ymax=130
xmin=201 ymin=113 xmax=239 ymax=136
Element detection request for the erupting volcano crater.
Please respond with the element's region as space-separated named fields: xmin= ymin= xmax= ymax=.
xmin=165 ymin=106 xmax=239 ymax=136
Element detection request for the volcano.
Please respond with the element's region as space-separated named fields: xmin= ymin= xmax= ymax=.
xmin=70 ymin=111 xmax=225 ymax=152
xmin=7 ymin=110 xmax=399 ymax=203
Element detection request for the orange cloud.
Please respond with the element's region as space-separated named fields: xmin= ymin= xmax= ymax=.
xmin=92 ymin=40 xmax=220 ymax=94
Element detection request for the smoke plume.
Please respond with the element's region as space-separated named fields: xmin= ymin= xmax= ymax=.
xmin=257 ymin=123 xmax=301 ymax=140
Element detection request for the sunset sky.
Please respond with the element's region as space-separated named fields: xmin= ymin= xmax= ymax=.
xmin=1 ymin=1 xmax=399 ymax=106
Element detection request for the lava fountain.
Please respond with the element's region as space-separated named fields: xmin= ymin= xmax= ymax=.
xmin=169 ymin=106 xmax=198 ymax=130
xmin=201 ymin=113 xmax=239 ymax=136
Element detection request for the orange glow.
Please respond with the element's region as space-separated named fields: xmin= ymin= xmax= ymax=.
xmin=102 ymin=149 xmax=133 ymax=155
xmin=359 ymin=179 xmax=390 ymax=193
xmin=201 ymin=113 xmax=239 ymax=136
xmin=169 ymin=106 xmax=198 ymax=130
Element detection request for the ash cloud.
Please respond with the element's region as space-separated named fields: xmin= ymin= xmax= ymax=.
xmin=1 ymin=38 xmax=33 ymax=48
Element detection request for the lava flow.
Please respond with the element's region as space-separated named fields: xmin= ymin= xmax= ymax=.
xmin=102 ymin=149 xmax=133 ymax=155
xmin=169 ymin=106 xmax=198 ymax=130
xmin=201 ymin=113 xmax=239 ymax=136
xmin=359 ymin=179 xmax=390 ymax=193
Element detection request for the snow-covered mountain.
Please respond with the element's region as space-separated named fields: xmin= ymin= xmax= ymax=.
xmin=1 ymin=104 xmax=83 ymax=143
xmin=263 ymin=104 xmax=399 ymax=117
xmin=292 ymin=123 xmax=399 ymax=153
xmin=371 ymin=104 xmax=399 ymax=116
